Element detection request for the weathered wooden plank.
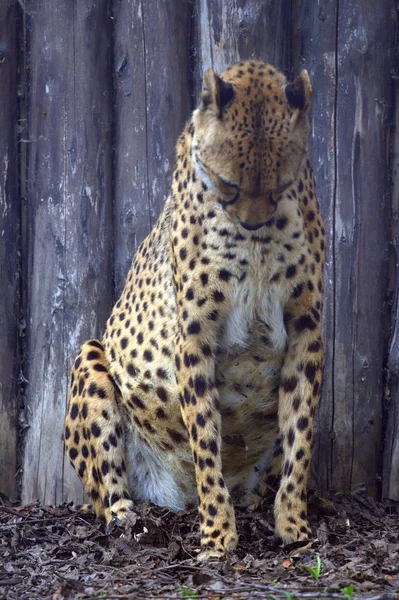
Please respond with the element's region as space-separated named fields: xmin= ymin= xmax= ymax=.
xmin=384 ymin=67 xmax=399 ymax=501
xmin=113 ymin=0 xmax=191 ymax=295
xmin=0 ymin=0 xmax=20 ymax=498
xmin=294 ymin=0 xmax=338 ymax=491
xmin=330 ymin=0 xmax=396 ymax=495
xmin=22 ymin=0 xmax=114 ymax=504
xmin=193 ymin=0 xmax=293 ymax=98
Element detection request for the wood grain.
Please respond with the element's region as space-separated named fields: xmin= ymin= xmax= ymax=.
xmin=21 ymin=0 xmax=114 ymax=504
xmin=0 ymin=0 xmax=20 ymax=498
xmin=113 ymin=0 xmax=191 ymax=296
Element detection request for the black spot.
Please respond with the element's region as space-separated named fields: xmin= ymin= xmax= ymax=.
xmin=131 ymin=394 xmax=145 ymax=409
xmin=209 ymin=440 xmax=218 ymax=455
xmin=156 ymin=407 xmax=167 ymax=420
xmin=93 ymin=363 xmax=107 ymax=372
xmin=188 ymin=321 xmax=201 ymax=335
xmin=219 ymin=269 xmax=232 ymax=281
xmin=88 ymin=382 xmax=97 ymax=397
xmin=110 ymin=493 xmax=120 ymax=506
xmin=156 ymin=386 xmax=169 ymax=403
xmin=91 ymin=423 xmax=101 ymax=437
xmin=88 ymin=340 xmax=103 ymax=350
xmin=70 ymin=403 xmax=79 ymax=420
xmin=297 ymin=417 xmax=309 ymax=431
xmin=69 ymin=448 xmax=78 ymax=461
xmin=276 ymin=217 xmax=287 ymax=230
xmin=292 ymin=283 xmax=303 ymax=298
xmin=143 ymin=349 xmax=153 ymax=362
xmin=213 ymin=290 xmax=225 ymax=303
xmin=208 ymin=504 xmax=217 ymax=516
xmin=286 ymin=264 xmax=297 ymax=279
xmin=288 ymin=428 xmax=295 ymax=447
xmin=87 ymin=351 xmax=100 ymax=360
xmin=308 ymin=340 xmax=321 ymax=352
xmin=188 ymin=354 xmax=200 ymax=366
xmin=296 ymin=449 xmax=305 ymax=460
xmin=305 ymin=363 xmax=317 ymax=384
xmin=197 ymin=413 xmax=206 ymax=428
xmin=65 ymin=426 xmax=71 ymax=440
xmin=293 ymin=397 xmax=301 ymax=411
xmin=295 ymin=315 xmax=317 ymax=332
xmin=193 ymin=375 xmax=206 ymax=397
xmin=167 ymin=428 xmax=185 ymax=443
xmin=201 ymin=344 xmax=212 ymax=357
xmin=127 ymin=363 xmax=137 ymax=376
xmin=284 ymin=461 xmax=294 ymax=477
xmin=281 ymin=376 xmax=298 ymax=393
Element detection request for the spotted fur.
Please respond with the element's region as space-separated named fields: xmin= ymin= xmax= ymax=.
xmin=64 ymin=60 xmax=325 ymax=557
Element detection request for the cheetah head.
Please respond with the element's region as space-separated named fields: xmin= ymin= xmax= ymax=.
xmin=192 ymin=61 xmax=312 ymax=230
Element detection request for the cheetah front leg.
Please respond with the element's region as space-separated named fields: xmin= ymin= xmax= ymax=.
xmin=274 ymin=295 xmax=323 ymax=545
xmin=175 ymin=297 xmax=238 ymax=557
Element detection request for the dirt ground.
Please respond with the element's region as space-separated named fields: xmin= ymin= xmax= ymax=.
xmin=1 ymin=489 xmax=398 ymax=600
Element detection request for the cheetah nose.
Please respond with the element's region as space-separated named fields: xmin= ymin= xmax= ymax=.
xmin=239 ymin=221 xmax=265 ymax=231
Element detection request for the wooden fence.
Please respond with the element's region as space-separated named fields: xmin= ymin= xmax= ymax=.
xmin=0 ymin=0 xmax=398 ymax=505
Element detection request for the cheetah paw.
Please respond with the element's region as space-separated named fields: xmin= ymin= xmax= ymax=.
xmin=197 ymin=530 xmax=238 ymax=560
xmin=274 ymin=515 xmax=312 ymax=547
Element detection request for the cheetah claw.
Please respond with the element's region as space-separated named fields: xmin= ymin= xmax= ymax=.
xmin=105 ymin=516 xmax=122 ymax=535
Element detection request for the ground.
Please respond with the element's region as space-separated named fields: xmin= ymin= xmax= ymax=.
xmin=1 ymin=491 xmax=398 ymax=599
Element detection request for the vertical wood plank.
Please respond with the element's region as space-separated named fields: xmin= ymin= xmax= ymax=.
xmin=22 ymin=0 xmax=113 ymax=504
xmin=384 ymin=61 xmax=399 ymax=501
xmin=332 ymin=0 xmax=396 ymax=495
xmin=113 ymin=0 xmax=191 ymax=295
xmin=193 ymin=0 xmax=293 ymax=98
xmin=294 ymin=0 xmax=338 ymax=491
xmin=0 ymin=0 xmax=19 ymax=498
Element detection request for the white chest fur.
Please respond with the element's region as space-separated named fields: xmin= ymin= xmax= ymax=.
xmin=221 ymin=275 xmax=288 ymax=354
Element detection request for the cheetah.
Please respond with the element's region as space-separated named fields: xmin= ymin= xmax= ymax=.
xmin=64 ymin=60 xmax=325 ymax=558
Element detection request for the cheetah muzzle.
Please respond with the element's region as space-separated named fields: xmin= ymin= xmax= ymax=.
xmin=65 ymin=59 xmax=325 ymax=558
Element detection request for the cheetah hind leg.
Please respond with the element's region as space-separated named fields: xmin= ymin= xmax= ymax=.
xmin=64 ymin=339 xmax=134 ymax=533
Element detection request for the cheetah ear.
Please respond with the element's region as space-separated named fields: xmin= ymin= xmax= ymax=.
xmin=285 ymin=70 xmax=312 ymax=113
xmin=201 ymin=69 xmax=235 ymax=116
